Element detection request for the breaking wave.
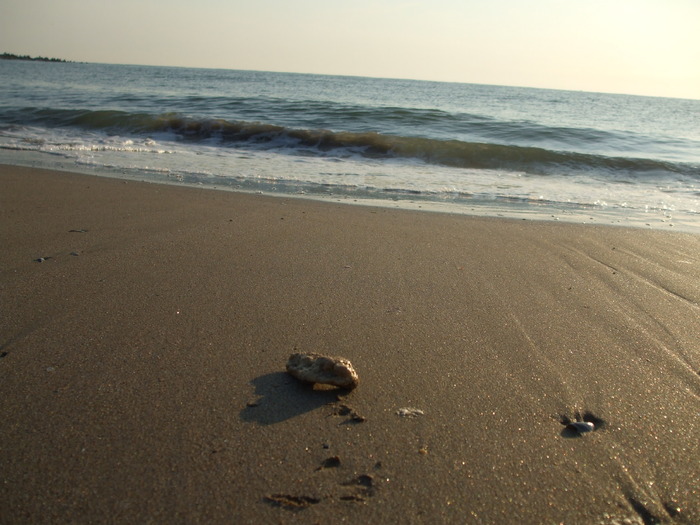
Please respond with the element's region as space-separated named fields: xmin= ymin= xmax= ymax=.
xmin=3 ymin=107 xmax=699 ymax=179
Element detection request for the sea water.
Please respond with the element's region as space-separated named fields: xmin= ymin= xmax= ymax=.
xmin=1 ymin=61 xmax=699 ymax=231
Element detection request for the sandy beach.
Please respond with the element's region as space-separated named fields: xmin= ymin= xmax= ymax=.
xmin=1 ymin=163 xmax=699 ymax=524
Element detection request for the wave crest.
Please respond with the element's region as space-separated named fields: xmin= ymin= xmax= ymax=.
xmin=5 ymin=107 xmax=699 ymax=179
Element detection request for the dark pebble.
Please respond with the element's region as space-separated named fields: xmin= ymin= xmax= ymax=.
xmin=566 ymin=421 xmax=595 ymax=434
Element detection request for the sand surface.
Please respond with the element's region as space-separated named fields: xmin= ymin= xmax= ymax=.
xmin=1 ymin=164 xmax=699 ymax=524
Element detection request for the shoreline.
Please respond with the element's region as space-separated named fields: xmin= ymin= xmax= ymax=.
xmin=1 ymin=153 xmax=696 ymax=234
xmin=1 ymin=164 xmax=699 ymax=523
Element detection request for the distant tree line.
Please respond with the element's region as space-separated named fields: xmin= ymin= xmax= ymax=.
xmin=1 ymin=52 xmax=70 ymax=63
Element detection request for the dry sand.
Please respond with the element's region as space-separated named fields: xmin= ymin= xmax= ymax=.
xmin=1 ymin=164 xmax=699 ymax=524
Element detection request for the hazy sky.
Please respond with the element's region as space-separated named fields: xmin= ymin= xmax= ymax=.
xmin=2 ymin=0 xmax=699 ymax=99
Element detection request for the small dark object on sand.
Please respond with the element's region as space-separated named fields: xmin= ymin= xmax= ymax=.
xmin=559 ymin=412 xmax=604 ymax=437
xmin=264 ymin=494 xmax=320 ymax=510
xmin=566 ymin=421 xmax=595 ymax=434
xmin=316 ymin=456 xmax=341 ymax=470
xmin=333 ymin=404 xmax=366 ymax=423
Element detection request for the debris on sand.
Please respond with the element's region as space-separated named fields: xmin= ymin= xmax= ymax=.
xmin=396 ymin=407 xmax=424 ymax=418
xmin=566 ymin=421 xmax=595 ymax=434
xmin=558 ymin=412 xmax=604 ymax=437
xmin=332 ymin=404 xmax=366 ymax=423
xmin=264 ymin=493 xmax=320 ymax=510
xmin=286 ymin=352 xmax=359 ymax=389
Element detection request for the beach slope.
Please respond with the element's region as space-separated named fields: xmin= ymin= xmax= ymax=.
xmin=1 ymin=165 xmax=699 ymax=523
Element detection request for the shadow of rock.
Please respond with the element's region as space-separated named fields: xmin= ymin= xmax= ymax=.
xmin=240 ymin=372 xmax=344 ymax=425
xmin=560 ymin=425 xmax=588 ymax=439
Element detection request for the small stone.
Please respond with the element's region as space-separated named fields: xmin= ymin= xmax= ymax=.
xmin=396 ymin=407 xmax=424 ymax=418
xmin=566 ymin=421 xmax=595 ymax=434
xmin=286 ymin=352 xmax=359 ymax=389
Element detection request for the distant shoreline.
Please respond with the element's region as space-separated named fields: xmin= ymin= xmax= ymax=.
xmin=1 ymin=52 xmax=70 ymax=63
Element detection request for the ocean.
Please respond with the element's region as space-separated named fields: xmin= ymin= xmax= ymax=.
xmin=1 ymin=61 xmax=699 ymax=231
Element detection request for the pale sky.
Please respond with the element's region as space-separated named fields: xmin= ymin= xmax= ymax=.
xmin=2 ymin=0 xmax=699 ymax=99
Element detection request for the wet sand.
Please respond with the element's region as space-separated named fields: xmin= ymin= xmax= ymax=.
xmin=1 ymin=164 xmax=699 ymax=524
